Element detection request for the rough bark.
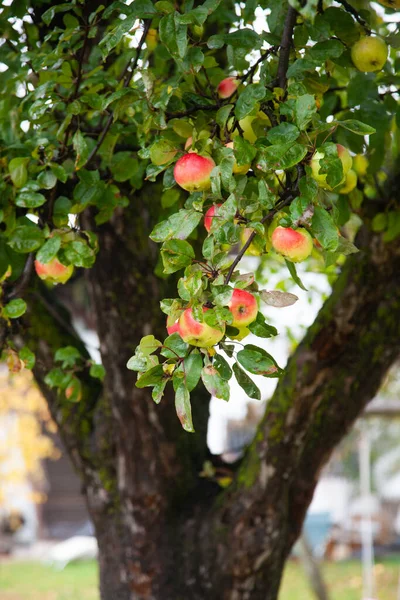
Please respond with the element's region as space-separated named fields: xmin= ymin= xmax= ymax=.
xmin=24 ymin=200 xmax=400 ymax=600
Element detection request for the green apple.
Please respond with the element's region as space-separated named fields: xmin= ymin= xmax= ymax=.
xmin=338 ymin=169 xmax=357 ymax=194
xmin=179 ymin=307 xmax=225 ymax=347
xmin=351 ymin=36 xmax=388 ymax=73
xmin=271 ymin=227 xmax=313 ymax=263
xmin=310 ymin=144 xmax=352 ymax=190
xmin=229 ymin=326 xmax=250 ymax=341
xmin=145 ymin=28 xmax=158 ymax=52
xmin=353 ymin=154 xmax=369 ymax=177
xmin=240 ymin=228 xmax=264 ymax=256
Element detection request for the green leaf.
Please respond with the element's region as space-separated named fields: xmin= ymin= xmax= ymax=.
xmin=161 ymin=333 xmax=189 ymax=359
xmin=175 ymin=384 xmax=194 ymax=432
xmin=337 ymin=120 xmax=376 ymax=136
xmin=233 ymin=137 xmax=257 ymax=166
xmin=53 ymin=197 xmax=72 ymax=227
xmin=161 ymin=239 xmax=195 ymax=274
xmin=19 ymin=346 xmax=35 ymax=369
xmin=55 ymin=346 xmax=82 ymax=368
xmin=15 ymin=192 xmax=46 ymax=208
xmin=232 ymin=362 xmax=261 ymax=400
xmin=213 ymin=354 xmax=232 ymax=380
xmin=266 ymin=123 xmax=300 ymax=145
xmin=208 ymin=29 xmax=262 ymax=50
xmin=235 ymin=84 xmax=267 ymax=120
xmin=9 ymin=226 xmax=44 ymax=253
xmin=110 ymin=152 xmax=138 ymax=182
xmin=295 ymin=94 xmax=317 ymax=131
xmin=136 ymin=365 xmax=165 ymax=388
xmin=237 ymin=344 xmax=280 ymax=377
xmin=151 ymin=379 xmax=167 ymax=404
xmin=183 ymin=352 xmax=203 ymax=391
xmin=50 ymin=163 xmax=68 ymax=183
xmin=201 ymin=364 xmax=230 ymax=401
xmin=63 ymin=240 xmax=96 ymax=268
xmin=248 ymin=312 xmax=278 ymax=338
xmin=36 ymin=235 xmax=61 ymax=264
xmin=312 ymin=206 xmax=339 ymax=252
xmin=308 ymin=39 xmax=344 ymax=61
xmin=89 ymin=363 xmax=106 ymax=381
xmin=140 ymin=335 xmax=162 ymax=356
xmin=73 ymin=130 xmax=89 ymax=170
xmin=37 ymin=170 xmax=57 ymax=190
xmin=9 ymin=158 xmax=29 ymax=188
xmin=42 ymin=3 xmax=73 ymax=25
xmin=150 ymin=209 xmax=202 ymax=242
xmin=3 ymin=298 xmax=27 ymax=319
xmin=285 ymin=260 xmax=308 ymax=291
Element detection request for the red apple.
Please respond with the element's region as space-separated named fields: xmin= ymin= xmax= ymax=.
xmin=227 ymin=288 xmax=258 ymax=328
xmin=179 ymin=307 xmax=225 ymax=347
xmin=271 ymin=227 xmax=313 ymax=263
xmin=166 ymin=315 xmax=181 ymax=336
xmin=35 ymin=257 xmax=74 ymax=284
xmin=217 ymin=77 xmax=239 ymax=99
xmin=204 ymin=204 xmax=222 ymax=232
xmin=174 ymin=153 xmax=215 ymax=192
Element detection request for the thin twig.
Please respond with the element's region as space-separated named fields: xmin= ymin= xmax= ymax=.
xmin=166 ymin=102 xmax=220 ymax=120
xmin=224 ymin=193 xmax=297 ymax=285
xmin=84 ymin=19 xmax=152 ymax=167
xmin=277 ymin=6 xmax=297 ymax=91
xmin=335 ymin=0 xmax=371 ymax=34
xmin=240 ymin=46 xmax=278 ymax=84
xmin=6 ymin=254 xmax=35 ymax=301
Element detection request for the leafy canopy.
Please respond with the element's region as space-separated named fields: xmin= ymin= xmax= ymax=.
xmin=0 ymin=0 xmax=399 ymax=431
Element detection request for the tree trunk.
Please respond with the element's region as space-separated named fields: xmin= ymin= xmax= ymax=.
xmin=25 ymin=191 xmax=400 ymax=600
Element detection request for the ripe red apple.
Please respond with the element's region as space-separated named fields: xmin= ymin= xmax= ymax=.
xmin=179 ymin=307 xmax=225 ymax=347
xmin=271 ymin=227 xmax=313 ymax=263
xmin=174 ymin=153 xmax=216 ymax=192
xmin=35 ymin=257 xmax=74 ymax=284
xmin=166 ymin=315 xmax=181 ymax=335
xmin=228 ymin=289 xmax=258 ymax=328
xmin=204 ymin=204 xmax=222 ymax=232
xmin=217 ymin=77 xmax=239 ymax=99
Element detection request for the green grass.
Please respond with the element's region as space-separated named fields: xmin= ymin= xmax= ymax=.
xmin=0 ymin=558 xmax=399 ymax=599
xmin=0 ymin=561 xmax=99 ymax=600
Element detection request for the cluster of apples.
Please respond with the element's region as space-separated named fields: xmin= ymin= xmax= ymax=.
xmin=167 ymin=287 xmax=258 ymax=348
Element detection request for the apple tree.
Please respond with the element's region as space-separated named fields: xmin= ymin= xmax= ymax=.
xmin=0 ymin=0 xmax=399 ymax=598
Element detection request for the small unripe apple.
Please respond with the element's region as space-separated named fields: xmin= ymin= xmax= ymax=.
xmin=225 ymin=142 xmax=250 ymax=175
xmin=339 ymin=169 xmax=357 ymax=194
xmin=353 ymin=154 xmax=369 ymax=177
xmin=146 ymin=28 xmax=158 ymax=52
xmin=233 ymin=112 xmax=271 ymax=144
xmin=184 ymin=137 xmax=194 ymax=152
xmin=204 ymin=204 xmax=222 ymax=232
xmin=351 ymin=36 xmax=388 ymax=73
xmin=179 ymin=307 xmax=225 ymax=347
xmin=66 ymin=384 xmax=82 ymax=402
xmin=166 ymin=315 xmax=181 ymax=336
xmin=217 ymin=77 xmax=239 ymax=99
xmin=240 ymin=228 xmax=264 ymax=256
xmin=35 ymin=257 xmax=74 ymax=284
xmin=229 ymin=326 xmax=250 ymax=341
xmin=228 ymin=288 xmax=258 ymax=328
xmin=271 ymin=227 xmax=313 ymax=263
xmin=174 ymin=153 xmax=215 ymax=192
xmin=310 ymin=144 xmax=352 ymax=190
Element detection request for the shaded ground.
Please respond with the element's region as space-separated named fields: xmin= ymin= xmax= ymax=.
xmin=0 ymin=558 xmax=398 ymax=599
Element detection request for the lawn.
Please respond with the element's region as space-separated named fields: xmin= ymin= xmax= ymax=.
xmin=0 ymin=558 xmax=399 ymax=599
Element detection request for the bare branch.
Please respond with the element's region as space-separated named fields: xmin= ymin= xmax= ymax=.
xmin=277 ymin=6 xmax=297 ymax=90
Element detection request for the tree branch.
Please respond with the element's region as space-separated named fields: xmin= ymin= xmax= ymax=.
xmin=277 ymin=6 xmax=297 ymax=90
xmin=84 ymin=19 xmax=152 ymax=167
xmin=335 ymin=0 xmax=371 ymax=33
